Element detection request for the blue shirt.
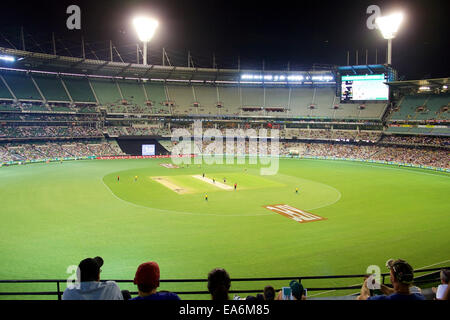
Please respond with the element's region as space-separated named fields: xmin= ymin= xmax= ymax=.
xmin=131 ymin=292 xmax=181 ymax=301
xmin=368 ymin=293 xmax=425 ymax=301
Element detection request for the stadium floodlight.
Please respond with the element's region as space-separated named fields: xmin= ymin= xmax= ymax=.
xmin=133 ymin=16 xmax=159 ymax=65
xmin=0 ymin=55 xmax=16 ymax=62
xmin=375 ymin=12 xmax=404 ymax=65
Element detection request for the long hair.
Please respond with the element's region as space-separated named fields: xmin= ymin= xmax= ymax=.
xmin=207 ymin=268 xmax=231 ymax=301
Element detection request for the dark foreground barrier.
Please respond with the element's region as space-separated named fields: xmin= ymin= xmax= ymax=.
xmin=0 ymin=266 xmax=446 ymax=300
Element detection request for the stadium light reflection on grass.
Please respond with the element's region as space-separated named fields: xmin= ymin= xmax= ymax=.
xmin=133 ymin=16 xmax=159 ymax=65
xmin=375 ymin=12 xmax=404 ymax=65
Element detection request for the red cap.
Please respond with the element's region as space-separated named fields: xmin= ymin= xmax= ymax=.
xmin=134 ymin=262 xmax=160 ymax=288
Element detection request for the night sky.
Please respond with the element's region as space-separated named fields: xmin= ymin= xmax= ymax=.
xmin=0 ymin=0 xmax=448 ymax=79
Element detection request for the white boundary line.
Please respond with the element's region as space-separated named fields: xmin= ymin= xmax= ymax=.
xmin=361 ymin=163 xmax=449 ymax=178
xmin=314 ymin=158 xmax=450 ymax=179
xmin=99 ymin=157 xmax=448 ymax=219
xmin=100 ymin=178 xmax=268 ymax=217
xmin=415 ymin=259 xmax=450 ymax=270
xmin=283 ymin=157 xmax=450 ymax=176
xmin=101 ymin=172 xmax=342 ymax=217
xmin=274 ymin=172 xmax=342 ymax=211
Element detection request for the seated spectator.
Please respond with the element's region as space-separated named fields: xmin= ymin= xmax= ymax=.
xmin=208 ymin=268 xmax=231 ymax=301
xmin=62 ymin=256 xmax=123 ymax=300
xmin=263 ymin=285 xmax=276 ymax=300
xmin=432 ymin=269 xmax=449 ymax=300
xmin=375 ymin=259 xmax=423 ymax=295
xmin=236 ymin=285 xmax=275 ymax=301
xmin=275 ymin=280 xmax=306 ymax=300
xmin=443 ymin=283 xmax=450 ymax=300
xmin=131 ymin=261 xmax=180 ymax=300
xmin=358 ymin=259 xmax=425 ymax=300
xmin=244 ymin=294 xmax=265 ymax=301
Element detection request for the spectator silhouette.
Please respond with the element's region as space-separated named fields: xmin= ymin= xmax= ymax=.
xmin=263 ymin=285 xmax=276 ymax=300
xmin=131 ymin=261 xmax=180 ymax=300
xmin=208 ymin=268 xmax=231 ymax=301
xmin=62 ymin=256 xmax=123 ymax=300
xmin=432 ymin=269 xmax=449 ymax=300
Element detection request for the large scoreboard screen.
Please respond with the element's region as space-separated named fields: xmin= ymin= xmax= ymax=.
xmin=341 ymin=74 xmax=389 ymax=101
xmin=141 ymin=144 xmax=155 ymax=156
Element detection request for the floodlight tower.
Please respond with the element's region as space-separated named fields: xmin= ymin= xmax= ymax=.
xmin=133 ymin=16 xmax=159 ymax=65
xmin=375 ymin=12 xmax=403 ymax=65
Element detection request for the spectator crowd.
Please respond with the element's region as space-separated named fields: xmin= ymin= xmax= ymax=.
xmin=0 ymin=140 xmax=124 ymax=162
xmin=279 ymin=142 xmax=449 ymax=169
xmin=0 ymin=126 xmax=103 ymax=139
xmin=380 ymin=135 xmax=450 ymax=147
xmin=62 ymin=256 xmax=449 ymax=301
xmin=1 ymin=137 xmax=448 ymax=169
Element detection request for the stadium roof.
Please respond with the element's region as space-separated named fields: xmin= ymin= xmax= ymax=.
xmin=0 ymin=47 xmax=336 ymax=84
xmin=387 ymin=78 xmax=449 ymax=89
xmin=337 ymin=65 xmax=389 ymax=75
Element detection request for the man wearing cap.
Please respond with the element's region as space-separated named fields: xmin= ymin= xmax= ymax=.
xmin=131 ymin=261 xmax=180 ymax=300
xmin=359 ymin=259 xmax=425 ymax=300
xmin=62 ymin=256 xmax=123 ymax=300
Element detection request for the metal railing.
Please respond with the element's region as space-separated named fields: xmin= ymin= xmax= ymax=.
xmin=0 ymin=266 xmax=446 ymax=300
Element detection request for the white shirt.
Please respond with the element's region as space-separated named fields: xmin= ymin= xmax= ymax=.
xmin=62 ymin=281 xmax=123 ymax=300
xmin=436 ymin=284 xmax=448 ymax=300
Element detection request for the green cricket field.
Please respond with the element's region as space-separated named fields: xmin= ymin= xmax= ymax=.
xmin=0 ymin=157 xmax=449 ymax=299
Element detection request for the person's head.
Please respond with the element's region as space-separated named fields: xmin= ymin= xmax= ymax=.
xmin=440 ymin=269 xmax=450 ymax=284
xmin=263 ymin=285 xmax=275 ymax=300
xmin=387 ymin=259 xmax=414 ymax=292
xmin=289 ymin=280 xmax=305 ymax=300
xmin=134 ymin=262 xmax=160 ymax=295
xmin=207 ymin=268 xmax=231 ymax=301
xmin=78 ymin=256 xmax=103 ymax=282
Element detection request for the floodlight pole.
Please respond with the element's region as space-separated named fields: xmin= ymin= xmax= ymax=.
xmin=21 ymin=26 xmax=26 ymax=51
xmin=387 ymin=38 xmax=392 ymax=65
xmin=136 ymin=44 xmax=139 ymax=64
xmin=143 ymin=41 xmax=148 ymax=65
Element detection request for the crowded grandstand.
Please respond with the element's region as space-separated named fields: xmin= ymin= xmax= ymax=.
xmin=0 ymin=62 xmax=448 ymax=169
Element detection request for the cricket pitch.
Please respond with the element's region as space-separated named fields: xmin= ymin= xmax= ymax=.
xmin=151 ymin=176 xmax=192 ymax=194
xmin=191 ymin=175 xmax=234 ymax=190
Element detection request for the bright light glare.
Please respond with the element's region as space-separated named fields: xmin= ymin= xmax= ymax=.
xmin=375 ymin=12 xmax=404 ymax=39
xmin=240 ymin=74 xmax=334 ymax=82
xmin=287 ymin=75 xmax=304 ymax=81
xmin=312 ymin=75 xmax=334 ymax=81
xmin=0 ymin=55 xmax=15 ymax=62
xmin=133 ymin=16 xmax=159 ymax=42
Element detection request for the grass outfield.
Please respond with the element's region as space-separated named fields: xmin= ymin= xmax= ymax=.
xmin=0 ymin=157 xmax=449 ymax=299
